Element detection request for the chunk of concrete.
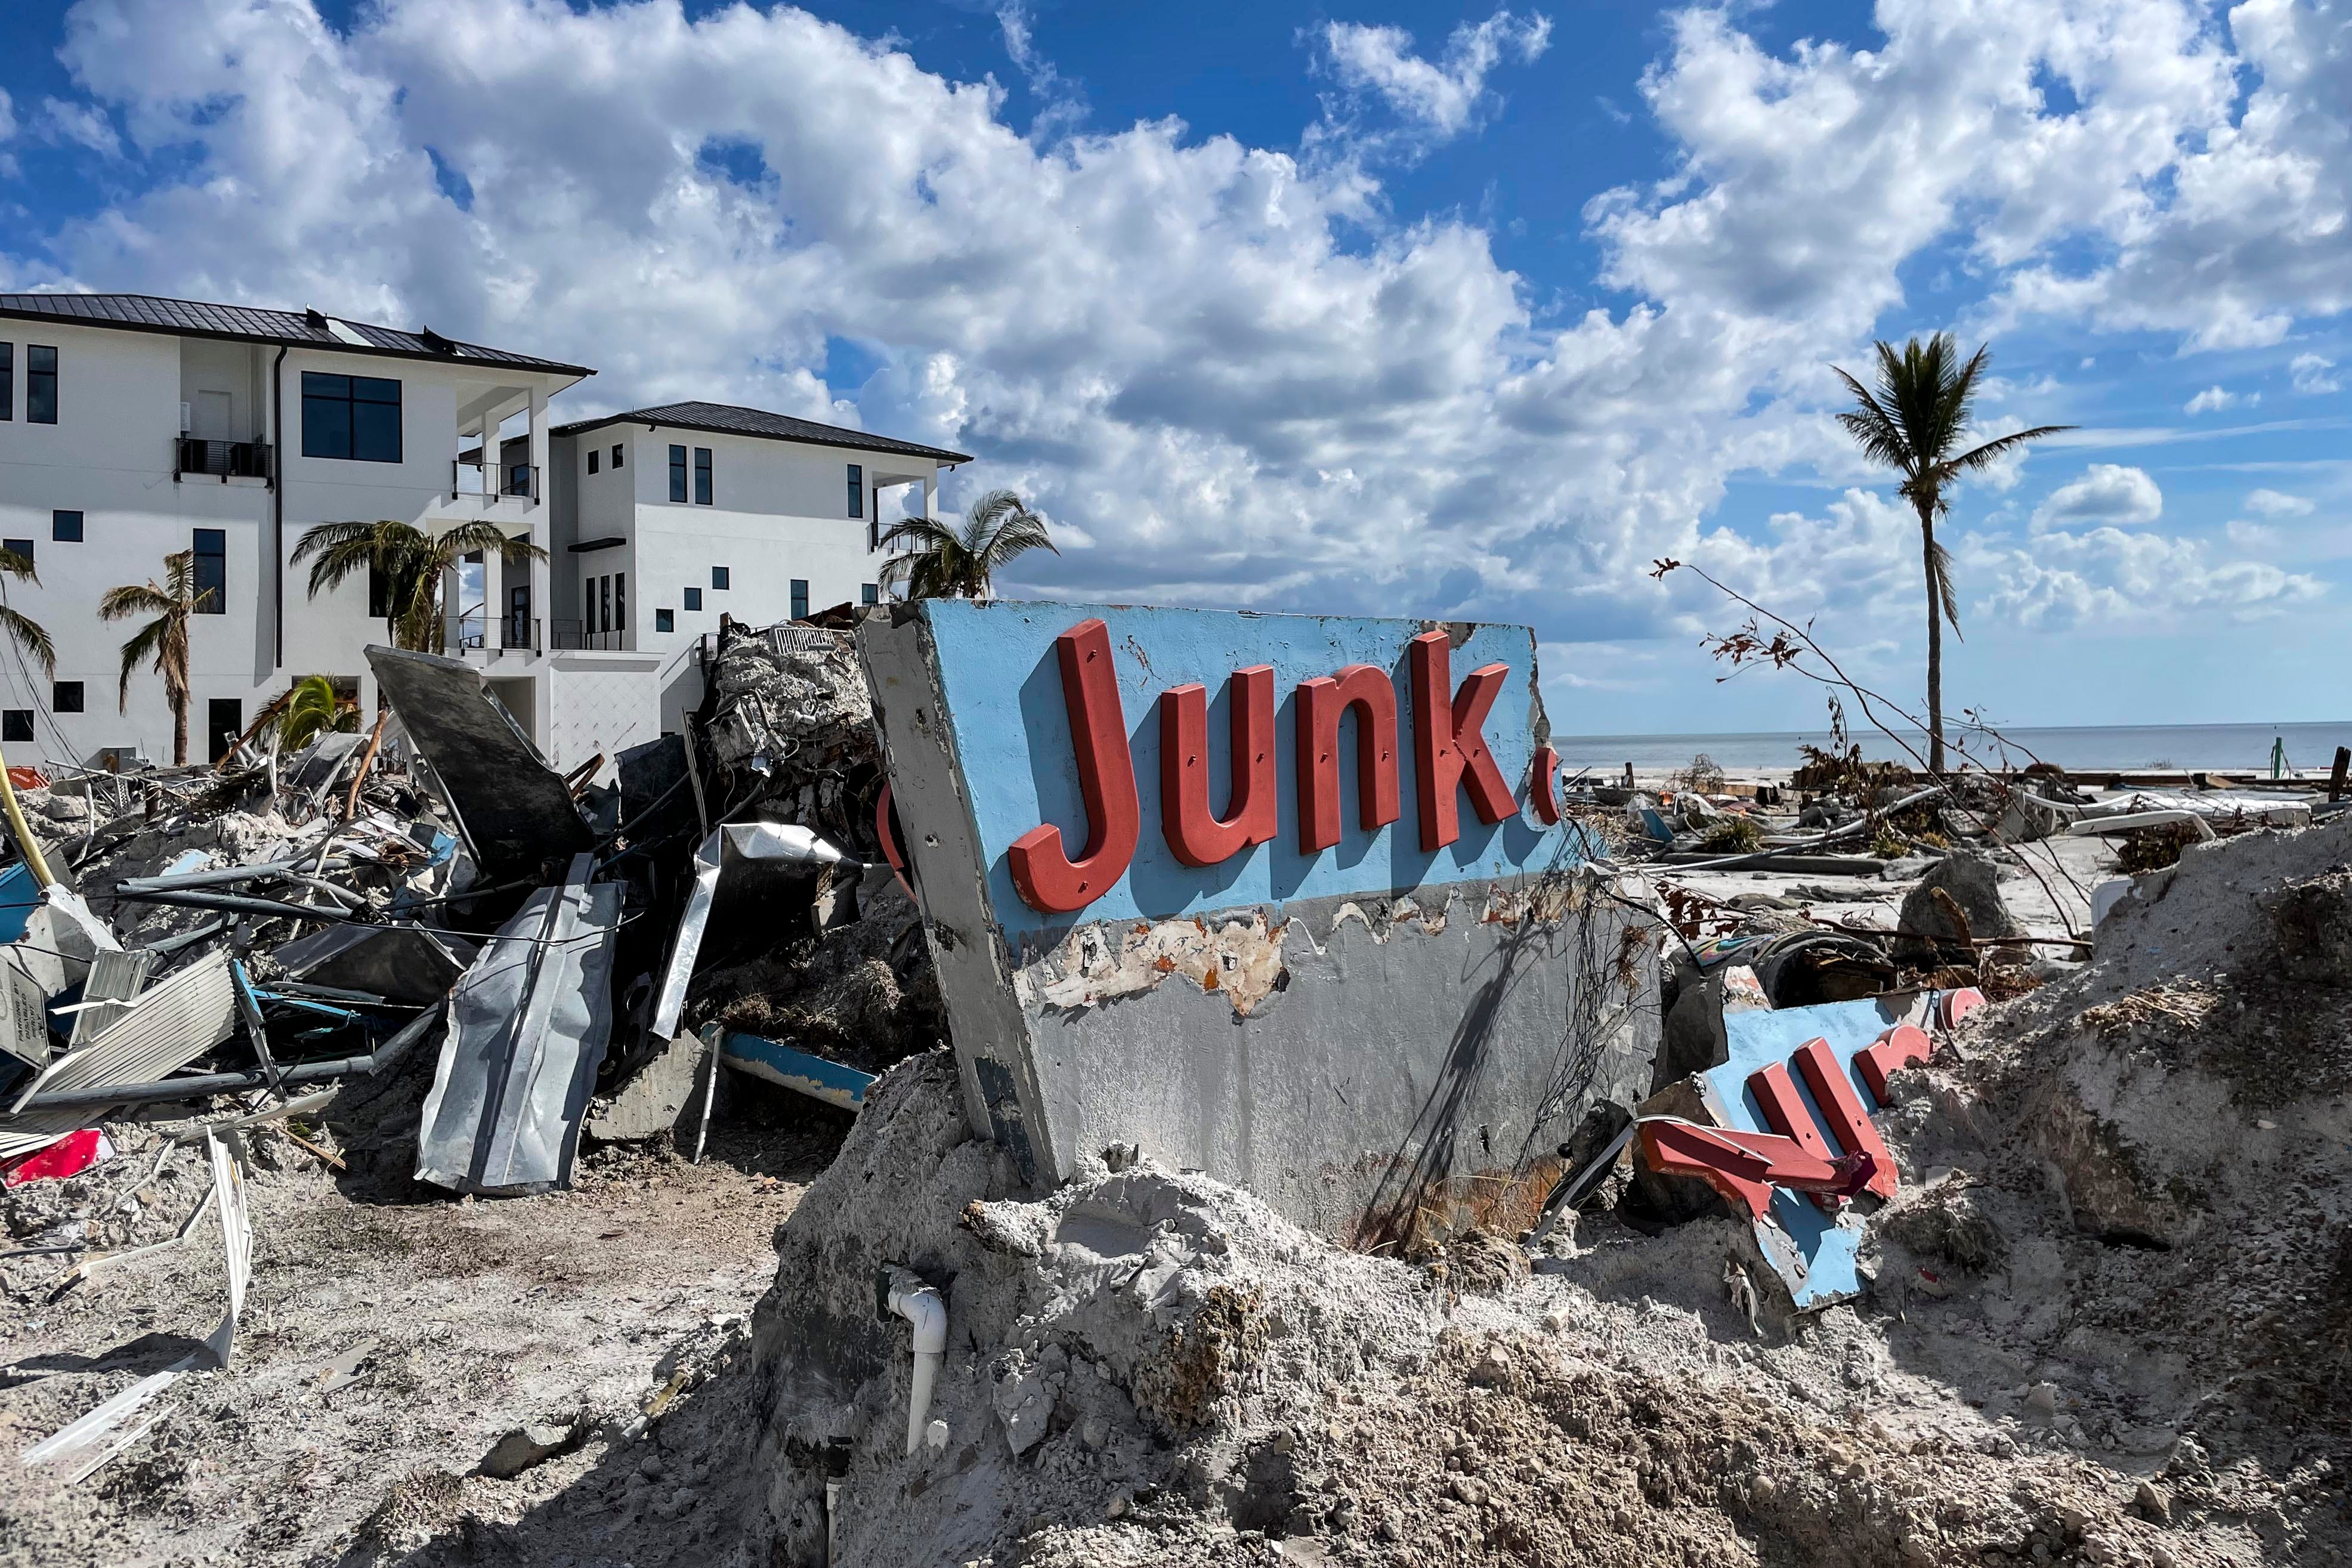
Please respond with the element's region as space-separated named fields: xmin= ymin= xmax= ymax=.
xmin=586 ymin=1030 xmax=718 ymax=1145
xmin=1895 ymin=850 xmax=2020 ymax=961
xmin=478 ymin=1421 xmax=577 ymax=1478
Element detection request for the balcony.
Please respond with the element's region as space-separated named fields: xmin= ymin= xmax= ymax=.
xmin=548 ymin=618 xmax=631 ymax=652
xmin=175 ymin=437 xmax=273 ymax=483
xmin=442 ymin=608 xmax=541 ymax=657
xmin=449 ymin=460 xmax=540 ymax=505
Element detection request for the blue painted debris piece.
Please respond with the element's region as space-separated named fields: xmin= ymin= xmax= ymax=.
xmin=719 ymin=1030 xmax=874 ymax=1110
xmin=1702 ymin=992 xmax=1949 ymax=1310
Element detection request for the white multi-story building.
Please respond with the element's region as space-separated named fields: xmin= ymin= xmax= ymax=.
xmin=0 ymin=293 xmax=965 ymax=775
xmin=543 ymin=401 xmax=968 ymax=732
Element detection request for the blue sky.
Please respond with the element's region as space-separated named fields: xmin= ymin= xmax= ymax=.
xmin=1 ymin=0 xmax=2344 ymax=737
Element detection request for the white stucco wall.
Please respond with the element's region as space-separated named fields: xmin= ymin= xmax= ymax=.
xmin=550 ymin=422 xmax=941 ymax=666
xmin=0 ymin=317 xmax=583 ymax=769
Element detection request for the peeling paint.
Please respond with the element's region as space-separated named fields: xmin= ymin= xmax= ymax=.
xmin=1015 ymin=875 xmax=1591 ymax=1019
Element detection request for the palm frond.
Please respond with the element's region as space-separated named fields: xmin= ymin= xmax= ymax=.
xmin=115 ymin=617 xmax=166 ymax=712
xmin=98 ymin=582 xmax=169 ymax=620
xmin=1943 ymin=424 xmax=2077 ymax=475
xmin=1929 ymin=536 xmax=1963 ymax=640
xmin=0 ymin=548 xmax=38 ymax=585
xmin=1832 ymin=369 xmax=1914 ymax=472
xmin=0 ymin=604 xmax=54 ymax=676
xmin=293 ymin=521 xmax=403 ymax=597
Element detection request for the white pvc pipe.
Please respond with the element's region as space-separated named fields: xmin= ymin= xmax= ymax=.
xmin=885 ymin=1267 xmax=947 ymax=1459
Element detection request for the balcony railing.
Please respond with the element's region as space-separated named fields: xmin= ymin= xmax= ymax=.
xmin=449 ymin=460 xmax=540 ymax=503
xmin=175 ymin=437 xmax=273 ymax=482
xmin=548 ymin=618 xmax=631 ymax=652
xmin=441 ymin=610 xmax=540 ymax=656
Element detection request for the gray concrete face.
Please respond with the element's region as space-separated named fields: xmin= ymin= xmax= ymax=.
xmin=858 ymin=600 xmax=1661 ymax=1240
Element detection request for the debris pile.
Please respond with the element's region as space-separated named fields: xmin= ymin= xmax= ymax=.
xmin=0 ymin=627 xmax=936 ymax=1499
xmin=738 ymin=814 xmax=2352 ymax=1566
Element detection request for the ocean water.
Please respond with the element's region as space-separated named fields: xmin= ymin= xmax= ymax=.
xmin=1553 ymin=722 xmax=2352 ymax=775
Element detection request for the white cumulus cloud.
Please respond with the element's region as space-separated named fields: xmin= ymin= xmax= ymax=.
xmin=2245 ymin=487 xmax=2316 ymax=517
xmin=1313 ymin=8 xmax=1551 ymax=142
xmin=1976 ymin=525 xmax=2324 ymax=630
xmin=2033 ymin=463 xmax=2164 ymax=528
xmin=2184 ymin=384 xmax=2254 ymax=413
xmin=0 ymin=0 xmax=2334 ymax=673
xmin=2289 ymin=352 xmax=2342 ymax=394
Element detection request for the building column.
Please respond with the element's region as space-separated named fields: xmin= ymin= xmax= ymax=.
xmin=922 ymin=472 xmax=938 ymax=519
xmin=527 ymin=388 xmax=552 ymax=655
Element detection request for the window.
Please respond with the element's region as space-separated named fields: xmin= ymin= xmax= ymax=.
xmin=193 ymin=528 xmax=226 ymax=614
xmin=790 ymin=579 xmax=809 ymax=620
xmin=368 ymin=562 xmax=393 ymax=618
xmin=26 ymin=346 xmax=56 ymax=425
xmin=300 ymin=372 xmax=401 ymax=462
xmin=682 ymin=586 xmax=702 ymax=612
xmin=668 ymin=444 xmax=688 ymax=503
xmin=588 ymin=449 xmax=599 ymax=475
xmin=846 ymin=463 xmax=863 ymax=519
xmin=1 ymin=711 xmax=29 ymax=743
xmin=51 ymin=511 xmax=81 ymax=542
xmin=616 ymin=572 xmax=627 ymax=633
xmin=206 ymin=700 xmax=242 ymax=765
xmin=51 ymin=681 xmax=82 ymax=715
xmin=2 ymin=539 xmax=30 ymax=568
xmin=611 ymin=443 xmax=624 ymax=469
xmin=861 ymin=583 xmax=879 ymax=605
xmin=710 ymin=566 xmax=729 ymax=590
xmin=599 ymin=576 xmax=611 ymax=635
xmin=655 ymin=607 xmax=675 ymax=634
xmin=0 ymin=345 xmax=11 ymax=422
xmin=693 ymin=447 xmax=713 ymax=506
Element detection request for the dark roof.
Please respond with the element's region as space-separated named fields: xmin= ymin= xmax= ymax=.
xmin=551 ymin=400 xmax=969 ymax=464
xmin=0 ymin=292 xmax=594 ymax=377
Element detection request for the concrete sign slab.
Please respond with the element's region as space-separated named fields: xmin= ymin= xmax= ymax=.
xmin=860 ymin=599 xmax=1659 ymax=1241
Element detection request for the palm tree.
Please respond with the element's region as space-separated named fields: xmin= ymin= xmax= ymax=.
xmin=876 ymin=489 xmax=1058 ymax=601
xmin=101 ymin=550 xmax=209 ymax=767
xmin=278 ymin=674 xmax=357 ymax=751
xmin=290 ymin=519 xmax=548 ymax=651
xmin=0 ymin=546 xmax=54 ymax=679
xmin=1833 ymin=335 xmax=2071 ymax=772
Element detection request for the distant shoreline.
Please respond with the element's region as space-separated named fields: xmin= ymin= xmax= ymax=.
xmin=1553 ymin=720 xmax=2351 ymax=777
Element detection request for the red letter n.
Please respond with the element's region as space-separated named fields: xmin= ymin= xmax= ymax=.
xmin=1408 ymin=632 xmax=1514 ymax=852
xmin=1161 ymin=666 xmax=1277 ymax=868
xmin=1296 ymin=666 xmax=1400 ymax=854
xmin=1007 ymin=619 xmax=1141 ymax=913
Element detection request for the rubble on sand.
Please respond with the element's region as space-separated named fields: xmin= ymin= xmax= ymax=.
xmin=0 ymin=623 xmax=938 ymax=1557
xmin=730 ymin=812 xmax=2352 ymax=1567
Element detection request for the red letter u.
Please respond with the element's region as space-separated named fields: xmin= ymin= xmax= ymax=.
xmin=1007 ymin=619 xmax=1141 ymax=913
xmin=1161 ymin=667 xmax=1277 ymax=867
xmin=1296 ymin=666 xmax=1400 ymax=853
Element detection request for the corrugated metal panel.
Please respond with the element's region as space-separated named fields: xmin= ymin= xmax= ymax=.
xmin=27 ymin=950 xmax=237 ymax=1098
xmin=69 ymin=949 xmax=154 ymax=1048
xmin=416 ymin=855 xmax=619 ymax=1195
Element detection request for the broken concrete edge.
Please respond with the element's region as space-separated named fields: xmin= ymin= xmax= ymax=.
xmin=1009 ymin=869 xmax=1618 ymax=1022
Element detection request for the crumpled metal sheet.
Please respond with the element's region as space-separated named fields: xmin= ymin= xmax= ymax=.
xmin=1 ymin=950 xmax=238 ymax=1157
xmin=416 ymin=853 xmax=619 ymax=1195
xmin=648 ymin=824 xmax=857 ymax=1038
xmin=366 ymin=645 xmax=593 ymax=883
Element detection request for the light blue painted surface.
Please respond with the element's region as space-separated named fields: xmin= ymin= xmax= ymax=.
xmin=1708 ymin=997 xmax=1925 ymax=1309
xmin=720 ymin=1031 xmax=874 ymax=1110
xmin=920 ymin=599 xmax=1581 ymax=940
xmin=0 ymin=861 xmax=38 ymax=944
